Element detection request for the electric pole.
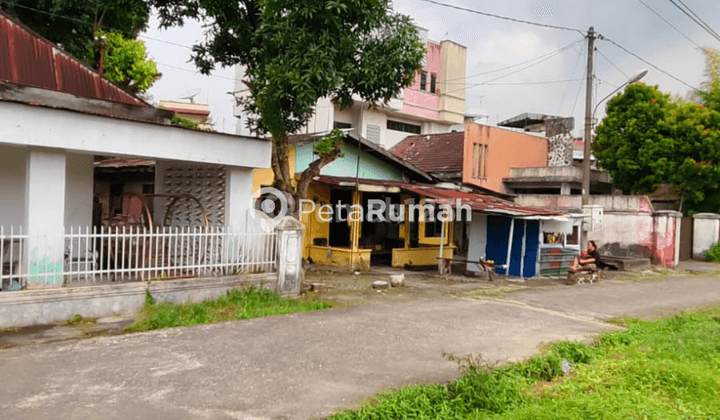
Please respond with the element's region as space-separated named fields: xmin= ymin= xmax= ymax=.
xmin=581 ymin=27 xmax=595 ymax=248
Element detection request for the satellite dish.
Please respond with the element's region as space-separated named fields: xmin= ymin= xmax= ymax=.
xmin=179 ymin=89 xmax=202 ymax=104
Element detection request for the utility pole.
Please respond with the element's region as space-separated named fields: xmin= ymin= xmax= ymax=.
xmin=580 ymin=26 xmax=595 ymax=248
xmin=582 ymin=27 xmax=595 ymax=206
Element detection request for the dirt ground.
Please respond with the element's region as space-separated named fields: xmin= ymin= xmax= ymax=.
xmin=299 ymin=263 xmax=667 ymax=307
xmin=0 ymin=264 xmax=700 ymax=350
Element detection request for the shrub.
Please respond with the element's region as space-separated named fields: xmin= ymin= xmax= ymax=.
xmin=705 ymin=241 xmax=720 ymax=262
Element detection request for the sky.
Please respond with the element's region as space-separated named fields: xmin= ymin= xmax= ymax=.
xmin=142 ymin=0 xmax=720 ymax=137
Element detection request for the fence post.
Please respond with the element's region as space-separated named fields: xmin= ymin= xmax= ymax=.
xmin=274 ymin=216 xmax=305 ymax=295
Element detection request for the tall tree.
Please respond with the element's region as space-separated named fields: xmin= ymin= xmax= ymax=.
xmin=2 ymin=0 xmax=158 ymax=92
xmin=696 ymin=47 xmax=720 ymax=113
xmin=593 ymin=83 xmax=720 ymax=213
xmin=593 ymin=83 xmax=677 ymax=193
xmin=152 ymin=0 xmax=425 ymax=207
xmin=97 ymin=30 xmax=160 ymax=94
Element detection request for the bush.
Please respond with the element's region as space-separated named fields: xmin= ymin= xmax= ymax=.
xmin=705 ymin=241 xmax=720 ymax=262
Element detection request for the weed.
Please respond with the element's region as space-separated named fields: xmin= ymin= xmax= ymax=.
xmin=127 ymin=286 xmax=332 ymax=332
xmin=330 ymin=307 xmax=720 ymax=419
xmin=67 ymin=315 xmax=95 ymax=325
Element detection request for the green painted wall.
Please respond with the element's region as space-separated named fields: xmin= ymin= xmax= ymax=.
xmin=295 ymin=143 xmax=404 ymax=181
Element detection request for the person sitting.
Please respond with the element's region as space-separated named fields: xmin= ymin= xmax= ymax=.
xmin=570 ymin=240 xmax=600 ymax=273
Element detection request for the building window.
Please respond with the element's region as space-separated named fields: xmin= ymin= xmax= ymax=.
xmin=472 ymin=143 xmax=489 ymax=180
xmin=483 ymin=145 xmax=489 ymax=179
xmin=430 ymin=73 xmax=437 ymax=94
xmin=420 ymin=71 xmax=427 ymax=91
xmin=387 ymin=120 xmax=421 ymax=134
xmin=424 ymin=208 xmax=443 ymax=238
xmin=366 ymin=123 xmax=381 ymax=142
xmin=472 ymin=143 xmax=479 ymax=178
xmin=333 ymin=121 xmax=352 ymax=129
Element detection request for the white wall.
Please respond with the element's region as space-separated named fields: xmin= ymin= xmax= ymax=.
xmin=693 ymin=214 xmax=720 ymax=260
xmin=64 ymin=153 xmax=93 ymax=230
xmin=0 ymin=146 xmax=27 ymax=229
xmin=466 ymin=212 xmax=488 ymax=272
xmin=1 ymin=101 xmax=271 ymax=170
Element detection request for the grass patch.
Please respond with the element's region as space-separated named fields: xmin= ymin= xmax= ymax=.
xmin=330 ymin=307 xmax=720 ymax=419
xmin=127 ymin=286 xmax=332 ymax=332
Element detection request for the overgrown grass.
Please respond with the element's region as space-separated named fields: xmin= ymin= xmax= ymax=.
xmin=330 ymin=308 xmax=720 ymax=419
xmin=127 ymin=286 xmax=332 ymax=332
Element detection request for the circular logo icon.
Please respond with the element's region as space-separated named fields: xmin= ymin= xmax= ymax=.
xmin=249 ymin=187 xmax=292 ymax=228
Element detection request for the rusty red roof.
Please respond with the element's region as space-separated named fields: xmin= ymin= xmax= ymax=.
xmin=314 ymin=176 xmax=566 ymax=218
xmin=390 ymin=131 xmax=465 ymax=174
xmin=0 ymin=11 xmax=147 ymax=107
xmin=95 ymin=158 xmax=156 ymax=168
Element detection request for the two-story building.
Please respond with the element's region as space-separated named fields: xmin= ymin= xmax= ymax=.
xmin=233 ymin=28 xmax=467 ymax=150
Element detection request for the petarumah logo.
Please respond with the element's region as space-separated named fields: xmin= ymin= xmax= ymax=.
xmin=249 ymin=187 xmax=293 ymax=229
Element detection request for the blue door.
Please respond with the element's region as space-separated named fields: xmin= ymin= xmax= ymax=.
xmin=508 ymin=220 xmax=525 ymax=277
xmin=485 ymin=215 xmax=511 ymax=274
xmin=523 ymin=220 xmax=540 ymax=278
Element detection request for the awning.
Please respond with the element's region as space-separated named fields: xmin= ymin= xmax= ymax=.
xmin=314 ymin=176 xmax=570 ymax=219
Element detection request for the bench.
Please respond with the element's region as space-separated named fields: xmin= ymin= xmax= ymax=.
xmin=437 ymin=256 xmax=505 ymax=281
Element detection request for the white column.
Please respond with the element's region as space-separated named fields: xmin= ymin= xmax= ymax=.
xmin=64 ymin=153 xmax=94 ymax=230
xmin=24 ymin=149 xmax=67 ymax=288
xmin=225 ymin=166 xmax=254 ymax=231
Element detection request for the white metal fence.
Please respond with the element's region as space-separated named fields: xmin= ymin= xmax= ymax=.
xmin=1 ymin=226 xmax=278 ymax=290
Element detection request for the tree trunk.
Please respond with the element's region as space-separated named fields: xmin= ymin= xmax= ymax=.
xmin=270 ymin=134 xmax=343 ymax=217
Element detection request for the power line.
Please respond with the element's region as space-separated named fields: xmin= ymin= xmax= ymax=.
xmin=477 ymin=78 xmax=585 ymax=86
xmin=415 ymin=0 xmax=584 ymax=34
xmin=557 ymin=45 xmax=585 ymax=114
xmin=0 ymin=2 xmax=242 ymax=84
xmin=596 ymin=49 xmax=628 ymax=78
xmin=571 ymin=63 xmax=587 ymax=116
xmin=636 ymin=0 xmax=700 ymax=48
xmin=2 ymin=2 xmax=195 ymax=49
xmin=667 ymin=0 xmax=720 ymax=42
xmin=675 ymin=0 xmax=720 ymax=39
xmin=447 ymin=41 xmax=578 ymax=94
xmin=444 ymin=39 xmax=583 ymax=83
xmin=601 ymin=36 xmax=700 ymax=91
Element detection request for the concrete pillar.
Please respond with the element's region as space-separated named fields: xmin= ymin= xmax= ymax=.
xmin=652 ymin=211 xmax=682 ymax=268
xmin=64 ymin=153 xmax=94 ymax=230
xmin=560 ymin=182 xmax=571 ymax=195
xmin=24 ymin=149 xmax=67 ymax=288
xmin=225 ymin=166 xmax=254 ymax=231
xmin=693 ymin=213 xmax=720 ymax=260
xmin=274 ymin=216 xmax=305 ymax=295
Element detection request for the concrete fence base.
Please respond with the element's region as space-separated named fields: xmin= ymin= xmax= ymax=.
xmin=0 ymin=274 xmax=276 ymax=328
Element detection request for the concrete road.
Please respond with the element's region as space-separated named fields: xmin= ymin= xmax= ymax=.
xmin=1 ymin=276 xmax=719 ymax=420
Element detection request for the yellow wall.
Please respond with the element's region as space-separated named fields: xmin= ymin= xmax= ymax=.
xmin=300 ymin=182 xmax=332 ymax=259
xmin=252 ymin=146 xmax=296 ymax=192
xmin=308 ymin=246 xmax=371 ymax=271
xmin=392 ymin=246 xmax=454 ymax=267
xmin=439 ymin=40 xmax=466 ymax=125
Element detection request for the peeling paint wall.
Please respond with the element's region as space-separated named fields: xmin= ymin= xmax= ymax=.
xmin=587 ymin=211 xmax=680 ymax=268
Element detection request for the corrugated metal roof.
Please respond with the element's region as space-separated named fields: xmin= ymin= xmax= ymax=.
xmin=95 ymin=158 xmax=156 ymax=168
xmin=390 ymin=131 xmax=465 ymax=174
xmin=314 ymin=176 xmax=565 ymax=218
xmin=0 ymin=11 xmax=147 ymax=107
xmin=290 ymin=130 xmax=434 ymax=182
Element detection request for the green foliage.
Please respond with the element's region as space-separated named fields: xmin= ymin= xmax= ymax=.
xmin=2 ymin=0 xmax=150 ymax=66
xmin=127 ymin=285 xmax=332 ymax=331
xmin=152 ymin=0 xmax=425 ymax=199
xmin=312 ymin=128 xmax=345 ymax=157
xmin=594 ymin=83 xmax=720 ymax=213
xmin=96 ymin=30 xmax=160 ymax=93
xmin=170 ymin=114 xmax=198 ymax=129
xmin=705 ymin=241 xmax=720 ymax=262
xmin=330 ymin=308 xmax=720 ymax=419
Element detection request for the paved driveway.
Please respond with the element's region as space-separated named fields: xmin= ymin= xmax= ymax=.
xmin=1 ymin=276 xmax=719 ymax=420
